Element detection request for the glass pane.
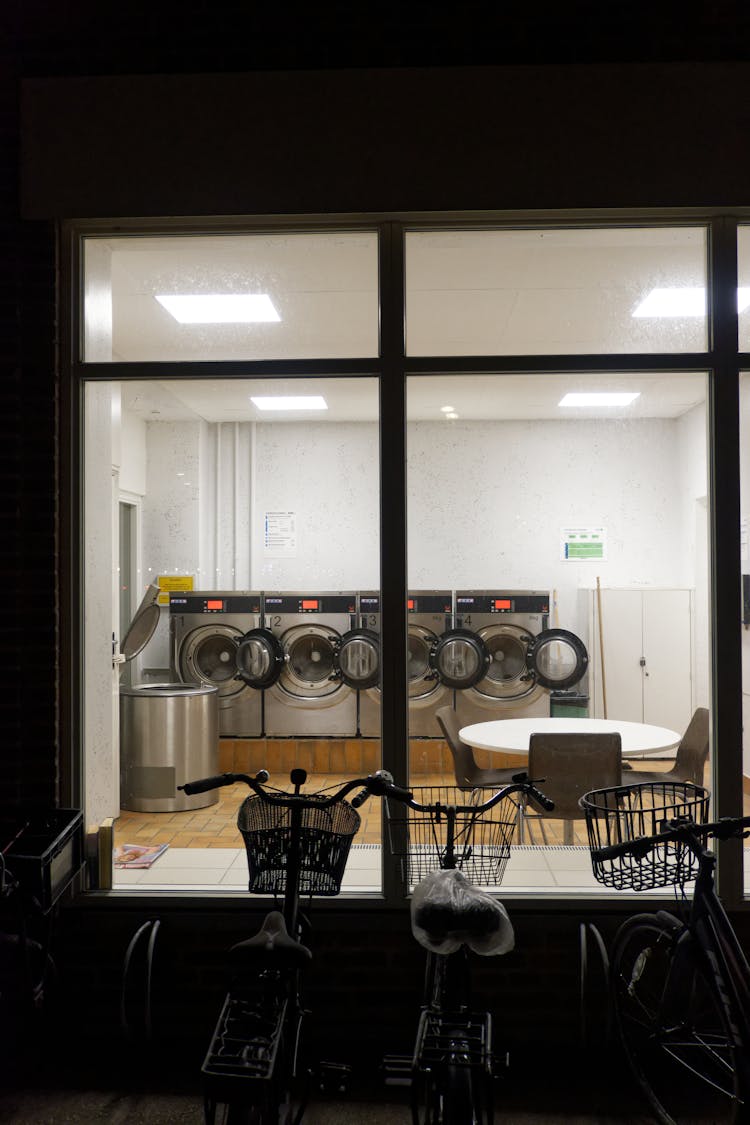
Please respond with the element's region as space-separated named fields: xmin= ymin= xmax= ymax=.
xmin=83 ymin=231 xmax=379 ymax=361
xmin=406 ymin=371 xmax=710 ymax=894
xmin=406 ymin=227 xmax=708 ymax=355
xmin=737 ymin=228 xmax=750 ymax=352
xmin=741 ymin=371 xmax=750 ymax=898
xmin=83 ymin=376 xmax=381 ymax=893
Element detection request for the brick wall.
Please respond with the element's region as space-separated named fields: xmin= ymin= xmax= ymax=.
xmin=0 ymin=54 xmax=58 ymax=807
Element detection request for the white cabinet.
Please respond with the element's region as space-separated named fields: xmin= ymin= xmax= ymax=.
xmin=583 ymin=587 xmax=693 ymax=733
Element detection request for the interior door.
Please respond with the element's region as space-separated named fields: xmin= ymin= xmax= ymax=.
xmin=642 ymin=588 xmax=692 ymax=732
xmin=592 ymin=588 xmax=644 ymax=721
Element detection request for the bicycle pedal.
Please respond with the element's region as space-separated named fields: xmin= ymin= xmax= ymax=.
xmin=382 ymin=1054 xmax=413 ymax=1087
xmin=317 ymin=1060 xmax=352 ymax=1094
xmin=492 ymin=1049 xmax=510 ymax=1077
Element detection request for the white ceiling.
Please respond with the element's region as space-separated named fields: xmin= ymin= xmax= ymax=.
xmin=120 ymin=372 xmax=706 ymax=424
xmin=93 ymin=227 xmax=711 ymax=421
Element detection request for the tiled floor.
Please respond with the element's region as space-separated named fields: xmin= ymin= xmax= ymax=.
xmin=113 ymin=764 xmax=740 ymax=895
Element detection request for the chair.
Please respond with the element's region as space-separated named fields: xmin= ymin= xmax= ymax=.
xmin=524 ymin=731 xmax=622 ymax=845
xmin=621 ymin=707 xmax=709 ymax=788
xmin=435 ymin=706 xmax=520 ymax=791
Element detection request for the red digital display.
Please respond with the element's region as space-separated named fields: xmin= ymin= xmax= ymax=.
xmin=302 ymin=599 xmax=319 ymax=610
xmin=494 ymin=599 xmax=512 ymax=610
xmin=206 ymin=599 xmax=224 ymax=610
xmin=407 ymin=599 xmax=415 ymax=610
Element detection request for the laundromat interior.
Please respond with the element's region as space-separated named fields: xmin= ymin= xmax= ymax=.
xmin=78 ymin=226 xmax=750 ymax=894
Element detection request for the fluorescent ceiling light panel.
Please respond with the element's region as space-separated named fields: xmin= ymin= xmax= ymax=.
xmin=155 ymin=294 xmax=280 ymax=323
xmin=633 ymin=287 xmax=750 ymax=317
xmin=250 ymin=396 xmax=328 ymax=411
xmin=558 ymin=392 xmax=640 ymax=407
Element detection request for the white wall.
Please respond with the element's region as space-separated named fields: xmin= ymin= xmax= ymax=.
xmin=84 ymin=383 xmax=120 ymax=826
xmin=133 ymin=411 xmax=707 ymax=638
xmin=116 ymin=408 xmax=712 ymax=726
xmin=408 ymin=417 xmax=691 ymax=637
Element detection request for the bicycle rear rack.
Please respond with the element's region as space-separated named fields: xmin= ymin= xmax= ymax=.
xmin=414 ymin=1008 xmax=493 ymax=1074
xmin=202 ymin=991 xmax=285 ymax=1106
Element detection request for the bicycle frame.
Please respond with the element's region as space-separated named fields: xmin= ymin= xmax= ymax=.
xmin=684 ymin=841 xmax=750 ymax=1064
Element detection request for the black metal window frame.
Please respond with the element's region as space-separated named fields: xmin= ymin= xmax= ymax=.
xmin=60 ymin=209 xmax=746 ymax=908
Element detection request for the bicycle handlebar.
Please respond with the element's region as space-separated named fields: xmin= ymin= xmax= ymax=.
xmin=178 ymin=768 xmax=410 ymax=810
xmin=179 ymin=770 xmax=270 ymax=795
xmin=378 ymin=770 xmax=554 ymax=815
xmin=591 ymin=813 xmax=750 ymax=864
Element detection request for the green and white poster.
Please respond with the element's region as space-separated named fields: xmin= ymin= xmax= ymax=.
xmin=561 ymin=527 xmax=606 ymax=560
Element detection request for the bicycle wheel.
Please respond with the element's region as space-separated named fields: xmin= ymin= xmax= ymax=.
xmin=443 ymin=1054 xmax=480 ymax=1125
xmin=412 ymin=1063 xmax=478 ymax=1125
xmin=612 ymin=913 xmax=742 ymax=1125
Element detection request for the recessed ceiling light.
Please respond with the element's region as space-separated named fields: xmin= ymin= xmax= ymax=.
xmin=559 ymin=392 xmax=640 ymax=407
xmin=445 ymin=412 xmax=459 ymax=420
xmin=632 ymin=287 xmax=750 ymax=317
xmin=155 ymin=294 xmax=281 ymax=323
xmin=250 ymin=396 xmax=328 ymax=411
xmin=440 ymin=405 xmax=455 ymax=413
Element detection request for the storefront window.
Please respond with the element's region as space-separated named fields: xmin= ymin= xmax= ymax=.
xmin=85 ymin=375 xmax=381 ymax=892
xmin=406 ymin=370 xmax=710 ymax=893
xmin=83 ymin=231 xmax=380 ymax=361
xmin=76 ymin=216 xmax=742 ymax=901
xmin=405 ymin=227 xmax=708 ymax=356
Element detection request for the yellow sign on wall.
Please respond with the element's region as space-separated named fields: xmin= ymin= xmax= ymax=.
xmin=156 ymin=575 xmax=194 ymax=606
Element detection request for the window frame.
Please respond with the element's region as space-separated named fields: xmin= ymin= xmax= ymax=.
xmin=60 ymin=209 xmax=746 ymax=909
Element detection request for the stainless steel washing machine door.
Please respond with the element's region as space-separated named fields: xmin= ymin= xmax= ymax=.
xmin=335 ymin=628 xmax=380 ymax=689
xmin=429 ymin=628 xmax=490 ymax=690
xmin=235 ymin=627 xmax=286 ymax=689
xmin=408 ymin=624 xmax=443 ymax=701
xmin=472 ymin=622 xmax=544 ymax=704
xmin=278 ymin=624 xmax=349 ymax=707
xmin=525 ymin=628 xmax=588 ymax=690
xmin=179 ymin=624 xmax=247 ymax=698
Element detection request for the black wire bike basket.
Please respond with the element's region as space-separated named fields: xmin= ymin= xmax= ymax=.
xmin=385 ymin=786 xmax=518 ymax=887
xmin=580 ymin=781 xmax=710 ymax=891
xmin=237 ymin=794 xmax=361 ymax=896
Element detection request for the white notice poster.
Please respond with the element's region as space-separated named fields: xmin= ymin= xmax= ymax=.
xmin=264 ymin=512 xmax=297 ymax=557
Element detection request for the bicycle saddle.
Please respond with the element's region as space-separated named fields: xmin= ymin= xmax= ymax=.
xmin=230 ymin=910 xmax=313 ymax=968
xmin=411 ymin=870 xmax=515 ymax=957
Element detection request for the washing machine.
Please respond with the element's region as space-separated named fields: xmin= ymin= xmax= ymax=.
xmin=237 ymin=592 xmax=360 ymax=737
xmin=355 ymin=590 xmax=487 ymax=738
xmin=169 ymin=591 xmax=263 ymax=737
xmin=355 ymin=591 xmax=383 ymax=737
xmin=453 ymin=589 xmax=589 ymax=726
xmin=406 ymin=590 xmax=458 ymax=737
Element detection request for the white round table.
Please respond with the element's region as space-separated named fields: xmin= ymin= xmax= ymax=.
xmin=458 ymin=716 xmax=681 ymax=759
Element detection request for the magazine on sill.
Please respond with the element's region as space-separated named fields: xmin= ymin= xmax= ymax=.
xmin=114 ymin=843 xmax=169 ymax=869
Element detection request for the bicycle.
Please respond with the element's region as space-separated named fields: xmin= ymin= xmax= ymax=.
xmin=178 ymin=766 xmax=407 ymax=1125
xmin=357 ymin=773 xmax=554 ymax=1125
xmin=580 ymin=779 xmax=750 ymax=1125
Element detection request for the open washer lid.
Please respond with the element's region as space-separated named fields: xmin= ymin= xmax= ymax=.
xmin=234 ymin=627 xmax=286 ymax=689
xmin=335 ymin=628 xmax=380 ymax=689
xmin=525 ymin=628 xmax=588 ymax=690
xmin=429 ymin=628 xmax=490 ymax=690
xmin=120 ymin=583 xmax=161 ymax=662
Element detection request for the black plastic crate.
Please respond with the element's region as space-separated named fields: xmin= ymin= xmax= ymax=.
xmin=0 ymin=808 xmax=83 ymax=910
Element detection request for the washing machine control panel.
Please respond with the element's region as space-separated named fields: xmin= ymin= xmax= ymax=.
xmin=169 ymin=594 xmax=261 ymax=614
xmin=263 ymin=594 xmax=356 ymax=614
xmin=407 ymin=593 xmax=452 ymax=614
xmin=455 ymin=593 xmax=550 ymax=614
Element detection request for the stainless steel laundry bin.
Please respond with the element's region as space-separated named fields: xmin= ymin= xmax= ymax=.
xmin=120 ymin=683 xmax=220 ymax=812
